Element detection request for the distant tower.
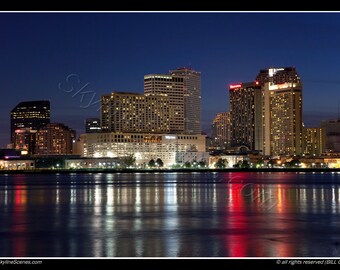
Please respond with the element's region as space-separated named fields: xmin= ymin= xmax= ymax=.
xmin=211 ymin=112 xmax=230 ymax=149
xmin=85 ymin=118 xmax=101 ymax=133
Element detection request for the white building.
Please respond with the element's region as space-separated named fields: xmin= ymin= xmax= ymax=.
xmin=80 ymin=132 xmax=206 ymax=168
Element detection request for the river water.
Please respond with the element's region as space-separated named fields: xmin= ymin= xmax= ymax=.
xmin=1 ymin=171 xmax=340 ymax=257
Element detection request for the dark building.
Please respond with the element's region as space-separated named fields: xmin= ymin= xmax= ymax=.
xmin=13 ymin=128 xmax=37 ymax=155
xmin=229 ymin=82 xmax=262 ymax=151
xmin=85 ymin=118 xmax=101 ymax=133
xmin=10 ymin=100 xmax=50 ymax=143
xmin=321 ymin=120 xmax=340 ymax=153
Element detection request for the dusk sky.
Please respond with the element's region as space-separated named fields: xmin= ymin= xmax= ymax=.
xmin=1 ymin=12 xmax=340 ymax=147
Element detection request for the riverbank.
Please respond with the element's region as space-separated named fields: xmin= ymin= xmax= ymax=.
xmin=1 ymin=167 xmax=340 ymax=174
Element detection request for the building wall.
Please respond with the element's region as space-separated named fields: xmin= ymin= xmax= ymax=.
xmin=144 ymin=74 xmax=185 ymax=133
xmin=13 ymin=128 xmax=37 ymax=155
xmin=81 ymin=132 xmax=206 ymax=168
xmin=175 ymin=152 xmax=210 ymax=165
xmin=101 ymin=92 xmax=170 ymax=133
xmin=229 ymin=82 xmax=262 ymax=151
xmin=85 ymin=118 xmax=101 ymax=133
xmin=302 ymin=127 xmax=325 ymax=156
xmin=321 ymin=120 xmax=340 ymax=152
xmin=36 ymin=123 xmax=75 ymax=155
xmin=170 ymin=68 xmax=201 ymax=134
xmin=0 ymin=159 xmax=35 ymax=170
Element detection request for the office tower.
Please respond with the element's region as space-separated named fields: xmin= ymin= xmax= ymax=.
xmin=13 ymin=128 xmax=37 ymax=155
xmin=144 ymin=74 xmax=185 ymax=133
xmin=169 ymin=68 xmax=201 ymax=134
xmin=211 ymin=112 xmax=230 ymax=149
xmin=321 ymin=120 xmax=340 ymax=152
xmin=261 ymin=67 xmax=303 ymax=156
xmin=10 ymin=100 xmax=50 ymax=143
xmin=229 ymin=82 xmax=262 ymax=151
xmin=35 ymin=123 xmax=75 ymax=155
xmin=302 ymin=127 xmax=325 ymax=156
xmin=100 ymin=92 xmax=170 ymax=133
xmin=85 ymin=118 xmax=101 ymax=133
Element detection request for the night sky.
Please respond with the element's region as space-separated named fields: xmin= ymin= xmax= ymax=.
xmin=1 ymin=12 xmax=340 ymax=147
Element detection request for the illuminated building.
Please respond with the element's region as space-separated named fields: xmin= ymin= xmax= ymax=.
xmin=211 ymin=112 xmax=230 ymax=149
xmin=80 ymin=132 xmax=206 ymax=167
xmin=169 ymin=68 xmax=201 ymax=134
xmin=85 ymin=118 xmax=101 ymax=133
xmin=229 ymin=82 xmax=262 ymax=151
xmin=262 ymin=74 xmax=302 ymax=156
xmin=10 ymin=100 xmax=50 ymax=143
xmin=35 ymin=123 xmax=76 ymax=155
xmin=256 ymin=67 xmax=301 ymax=85
xmin=144 ymin=74 xmax=185 ymax=133
xmin=321 ymin=120 xmax=340 ymax=152
xmin=302 ymin=127 xmax=325 ymax=156
xmin=13 ymin=128 xmax=37 ymax=155
xmin=101 ymin=92 xmax=170 ymax=133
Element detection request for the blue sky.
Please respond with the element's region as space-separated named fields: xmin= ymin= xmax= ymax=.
xmin=1 ymin=12 xmax=340 ymax=146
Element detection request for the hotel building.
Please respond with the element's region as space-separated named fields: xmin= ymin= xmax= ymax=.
xmin=101 ymin=92 xmax=170 ymax=133
xmin=211 ymin=112 xmax=231 ymax=149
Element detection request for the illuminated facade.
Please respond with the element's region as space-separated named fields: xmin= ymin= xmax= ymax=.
xmin=263 ymin=81 xmax=302 ymax=156
xmin=144 ymin=74 xmax=185 ymax=133
xmin=211 ymin=112 xmax=230 ymax=149
xmin=13 ymin=128 xmax=37 ymax=155
xmin=302 ymin=127 xmax=325 ymax=156
xmin=80 ymin=132 xmax=206 ymax=167
xmin=229 ymin=82 xmax=262 ymax=151
xmin=10 ymin=100 xmax=50 ymax=143
xmin=35 ymin=123 xmax=76 ymax=155
xmin=169 ymin=68 xmax=201 ymax=134
xmin=85 ymin=118 xmax=101 ymax=133
xmin=101 ymin=92 xmax=170 ymax=133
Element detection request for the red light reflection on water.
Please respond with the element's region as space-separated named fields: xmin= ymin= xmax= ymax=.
xmin=12 ymin=176 xmax=27 ymax=257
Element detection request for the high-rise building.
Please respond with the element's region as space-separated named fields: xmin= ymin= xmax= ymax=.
xmin=144 ymin=74 xmax=185 ymax=133
xmin=211 ymin=112 xmax=230 ymax=149
xmin=261 ymin=67 xmax=303 ymax=156
xmin=321 ymin=120 xmax=340 ymax=152
xmin=85 ymin=118 xmax=101 ymax=133
xmin=13 ymin=128 xmax=37 ymax=155
xmin=35 ymin=123 xmax=75 ymax=155
xmin=229 ymin=82 xmax=262 ymax=151
xmin=101 ymin=92 xmax=170 ymax=133
xmin=302 ymin=127 xmax=325 ymax=156
xmin=10 ymin=100 xmax=50 ymax=143
xmin=169 ymin=68 xmax=201 ymax=134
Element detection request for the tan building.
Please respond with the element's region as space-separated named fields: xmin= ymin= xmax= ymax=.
xmin=211 ymin=112 xmax=230 ymax=149
xmin=35 ymin=123 xmax=76 ymax=155
xmin=302 ymin=127 xmax=325 ymax=156
xmin=144 ymin=74 xmax=185 ymax=133
xmin=169 ymin=68 xmax=201 ymax=134
xmin=80 ymin=132 xmax=206 ymax=168
xmin=101 ymin=92 xmax=170 ymax=133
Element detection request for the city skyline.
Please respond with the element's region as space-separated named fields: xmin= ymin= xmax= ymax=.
xmin=2 ymin=12 xmax=340 ymax=146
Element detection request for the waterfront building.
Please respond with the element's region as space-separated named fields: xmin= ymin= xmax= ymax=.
xmin=10 ymin=100 xmax=50 ymax=143
xmin=13 ymin=128 xmax=37 ymax=155
xmin=302 ymin=127 xmax=325 ymax=156
xmin=35 ymin=123 xmax=76 ymax=155
xmin=80 ymin=132 xmax=206 ymax=168
xmin=321 ymin=119 xmax=340 ymax=153
xmin=100 ymin=92 xmax=170 ymax=133
xmin=229 ymin=82 xmax=262 ymax=151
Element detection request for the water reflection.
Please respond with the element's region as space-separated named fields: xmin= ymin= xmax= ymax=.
xmin=1 ymin=172 xmax=340 ymax=257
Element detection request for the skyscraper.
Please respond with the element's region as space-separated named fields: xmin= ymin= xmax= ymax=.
xmin=260 ymin=67 xmax=303 ymax=156
xmin=169 ymin=68 xmax=201 ymax=134
xmin=229 ymin=82 xmax=262 ymax=151
xmin=144 ymin=74 xmax=184 ymax=133
xmin=10 ymin=100 xmax=50 ymax=143
xmin=211 ymin=112 xmax=230 ymax=149
xmin=100 ymin=92 xmax=170 ymax=133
